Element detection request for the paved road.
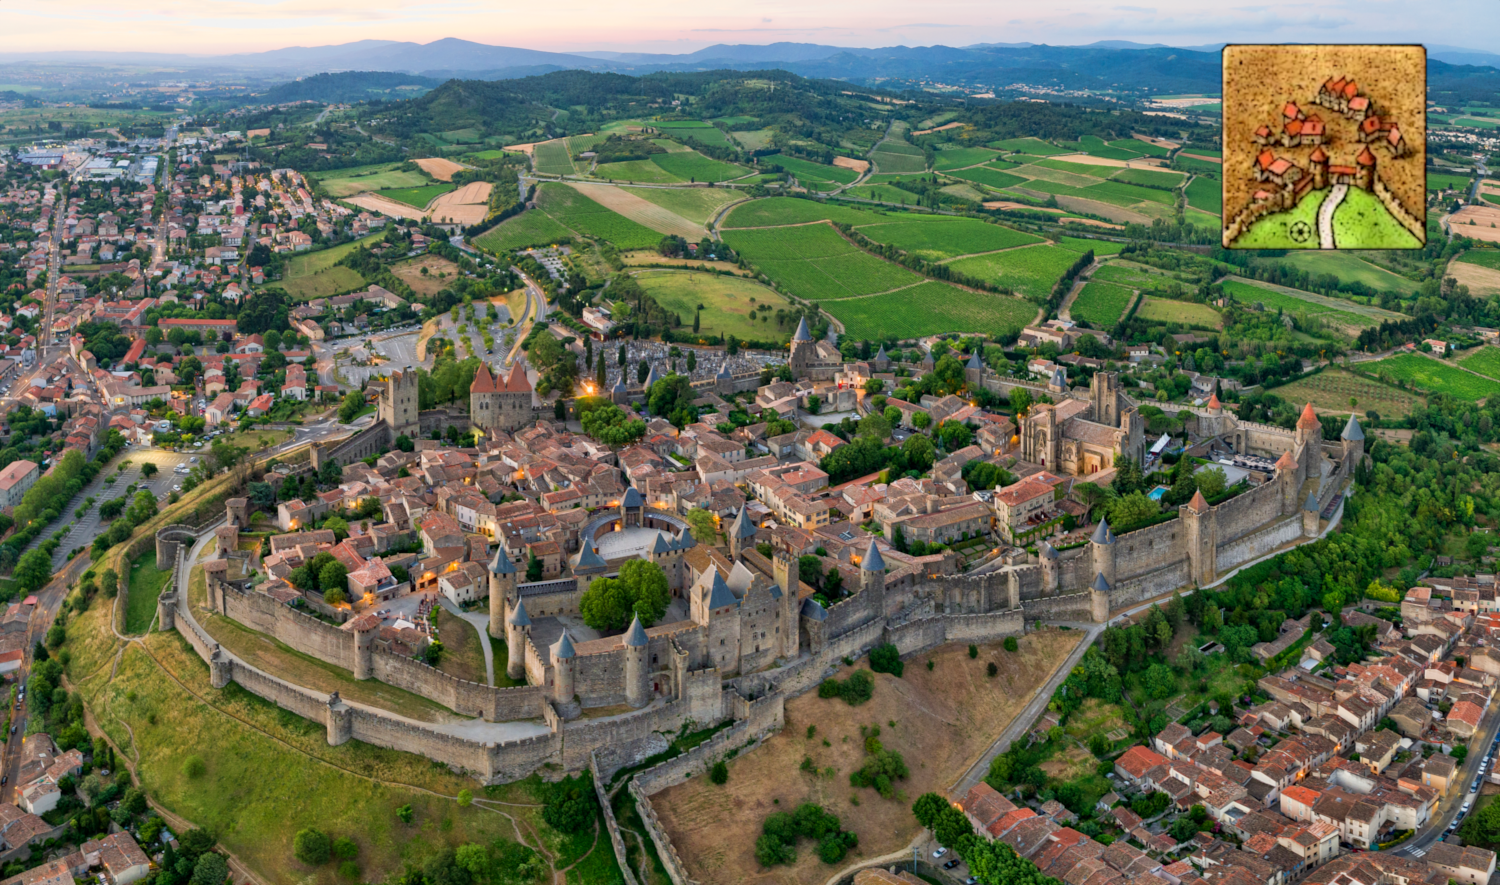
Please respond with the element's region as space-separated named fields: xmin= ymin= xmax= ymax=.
xmin=1394 ymin=700 xmax=1500 ymax=858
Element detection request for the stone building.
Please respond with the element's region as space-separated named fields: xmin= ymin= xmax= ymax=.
xmin=1018 ymin=372 xmax=1145 ymax=476
xmin=470 ymin=361 xmax=537 ymax=435
xmin=787 ymin=317 xmax=842 ymax=381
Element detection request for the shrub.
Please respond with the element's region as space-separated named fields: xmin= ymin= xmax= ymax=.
xmin=396 ymin=804 xmax=414 ymax=824
xmin=1004 ymin=636 xmax=1019 ymax=652
xmin=818 ymin=670 xmax=875 ymax=705
xmin=181 ymin=755 xmax=206 ymax=779
xmin=869 ymin=643 xmax=904 ymax=677
xmin=710 ymin=760 xmax=729 ymax=785
xmin=968 ymin=644 xmax=979 ymax=658
xmin=337 ymin=861 xmax=360 ymax=881
xmin=332 ymin=838 xmax=358 ymax=860
xmin=457 ymin=789 xmax=473 ymax=807
xmin=987 ymin=661 xmax=998 ymax=677
xmin=818 ymin=679 xmax=842 ymax=699
xmin=927 ymin=659 xmax=934 ymax=670
xmin=542 ymin=772 xmax=598 ymax=833
xmin=293 ymin=828 xmax=332 ymax=865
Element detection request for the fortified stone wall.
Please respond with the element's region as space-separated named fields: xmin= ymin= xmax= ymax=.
xmin=346 ymin=707 xmax=496 ymax=780
xmin=311 ymin=423 xmax=390 ymax=471
xmin=1021 ymin=592 xmax=1098 ymax=621
xmin=516 ymin=582 xmax=586 ymax=618
xmin=370 ymin=651 xmax=546 ymax=721
xmin=590 ymin=752 xmax=642 ymax=885
xmin=628 ymin=778 xmax=694 ymax=885
xmin=1215 ymin=481 xmax=1285 ymax=545
xmin=1114 ymin=517 xmax=1186 ymax=584
xmin=575 ymin=648 xmax=629 ymax=709
xmin=221 ymin=586 xmax=357 ymax=671
xmin=229 ymin=660 xmax=329 ymax=723
xmin=1113 ymin=561 xmax=1193 ymax=610
xmin=1216 ymin=516 xmax=1304 ymax=574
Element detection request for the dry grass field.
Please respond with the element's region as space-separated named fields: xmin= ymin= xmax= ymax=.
xmin=833 ymin=157 xmax=871 ymax=173
xmin=346 ymin=193 xmax=427 ymax=221
xmin=414 ymin=157 xmax=467 ymax=181
xmin=652 ymin=630 xmax=1081 ymax=885
xmin=427 ymin=181 xmax=492 ymax=225
xmin=391 ymin=255 xmax=466 ymax=296
xmin=1449 ymin=257 xmax=1500 ymax=296
xmin=1273 ymin=367 xmax=1423 ymax=418
xmin=1449 ymin=205 xmax=1500 ymax=243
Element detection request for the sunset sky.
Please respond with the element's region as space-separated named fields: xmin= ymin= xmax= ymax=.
xmin=1 ymin=0 xmax=1495 ymax=56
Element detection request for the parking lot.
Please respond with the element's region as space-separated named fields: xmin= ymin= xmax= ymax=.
xmin=369 ymin=329 xmax=426 ymax=371
xmin=37 ymin=448 xmax=197 ymax=568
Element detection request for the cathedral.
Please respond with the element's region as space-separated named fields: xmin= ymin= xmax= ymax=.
xmin=1019 ymin=372 xmax=1146 ymax=476
xmin=788 ymin=317 xmax=842 ymax=381
xmin=471 ymin=361 xmax=538 ymax=434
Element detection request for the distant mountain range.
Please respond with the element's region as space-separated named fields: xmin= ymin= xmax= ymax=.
xmin=2 ymin=39 xmax=1497 ymax=98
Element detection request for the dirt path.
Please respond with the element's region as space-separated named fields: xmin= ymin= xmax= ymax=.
xmin=937 ymin=241 xmax=1047 ymax=264
xmin=1054 ymin=258 xmax=1103 ymax=322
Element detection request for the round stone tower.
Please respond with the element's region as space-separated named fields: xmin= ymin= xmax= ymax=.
xmin=487 ymin=546 xmax=517 ymax=639
xmin=350 ymin=613 xmax=380 ymax=680
xmin=506 ymin=598 xmax=531 ymax=682
xmin=624 ymin=614 xmax=649 ymax=708
xmin=157 ymin=591 xmax=176 ymax=633
xmin=550 ymin=630 xmax=577 ymax=705
xmin=1090 ymin=518 xmax=1117 ymax=589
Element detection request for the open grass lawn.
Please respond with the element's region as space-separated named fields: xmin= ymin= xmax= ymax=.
xmin=990 ymin=137 xmax=1068 ymax=156
xmin=656 ymin=125 xmax=733 ymax=149
xmin=378 ymin=184 xmax=453 ymax=210
xmin=275 ymin=230 xmax=386 ymax=300
xmin=1070 ymin=280 xmax=1135 ymax=329
xmin=621 ymin=186 xmax=742 ymax=226
xmin=635 ymin=270 xmax=794 ymax=343
xmin=1459 ymin=346 xmax=1500 ymax=380
xmin=1275 ymin=251 xmax=1420 ymax=294
xmin=856 ymin=217 xmax=1040 ymax=261
xmin=652 ymin=632 xmax=1081 ymax=885
xmin=434 ymin=609 xmax=487 ymax=685
xmin=932 ymin=147 xmax=1000 ymax=171
xmin=124 ymin=555 xmax=173 ymax=634
xmin=946 ymin=244 xmax=1081 ymax=300
xmin=1460 ymin=250 xmax=1500 ymax=270
xmin=828 ymin=281 xmax=1037 ymax=340
xmin=1274 ymin=367 xmax=1422 ymax=418
xmin=650 ymin=151 xmax=748 ymax=183
xmin=536 ymin=183 xmax=661 ymax=251
xmin=66 ymin=594 xmax=579 ymax=885
xmin=1186 ymin=176 xmax=1223 ymax=215
xmin=318 ymin=164 xmax=429 ymax=198
xmin=1360 ymin=353 xmax=1500 ymax=401
xmin=1135 ymin=296 xmax=1222 ymax=328
xmin=215 ymin=429 xmax=293 ymax=453
xmin=766 ymin=154 xmax=860 ymax=186
xmin=474 ymin=209 xmax=576 ymax=253
xmin=720 ymin=197 xmax=891 ymax=228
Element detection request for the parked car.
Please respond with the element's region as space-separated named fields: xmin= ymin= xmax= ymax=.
xmin=933 ymin=848 xmax=947 ymax=859
xmin=943 ymin=859 xmax=961 ymax=870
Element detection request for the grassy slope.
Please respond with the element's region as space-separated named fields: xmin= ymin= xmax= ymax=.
xmin=636 ymin=270 xmax=793 ymax=343
xmin=124 ymin=555 xmax=172 ymax=634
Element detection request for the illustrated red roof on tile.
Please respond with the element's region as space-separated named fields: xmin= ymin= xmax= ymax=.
xmin=1357 ymin=147 xmax=1376 ymax=167
xmin=1302 ymin=116 xmax=1324 ymax=137
xmin=1285 ymin=120 xmax=1303 ymax=137
xmin=1309 ymin=146 xmax=1328 ymax=163
xmin=1256 ymin=125 xmax=1272 ymax=138
xmin=1342 ymin=81 xmax=1359 ymax=99
xmin=1257 ymin=149 xmax=1277 ymax=170
xmin=1349 ymin=96 xmax=1369 ymax=111
xmin=1283 ymin=101 xmax=1302 ymax=120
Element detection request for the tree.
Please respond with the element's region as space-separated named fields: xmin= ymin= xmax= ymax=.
xmin=293 ymin=829 xmax=332 ymax=865
xmin=395 ymin=434 xmax=414 ymax=452
xmin=578 ymin=401 xmax=646 ymax=446
xmin=141 ymin=462 xmax=158 ymax=478
xmin=338 ymin=391 xmax=365 ymax=423
xmin=709 ymin=760 xmax=728 ymax=785
xmin=457 ymin=789 xmax=473 ymax=807
xmin=190 ymin=854 xmax=228 ymax=885
xmin=1195 ymin=465 xmax=1228 ymax=498
xmin=526 ymin=552 xmax=543 ymax=582
xmin=685 ymin=508 xmax=718 ymax=544
xmin=579 ymin=560 xmax=671 ymax=630
xmin=396 ymin=804 xmax=414 ymax=824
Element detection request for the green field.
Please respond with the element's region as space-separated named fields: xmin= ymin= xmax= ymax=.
xmin=1058 ymin=236 xmax=1125 ymax=256
xmin=275 ymin=230 xmax=386 ymax=301
xmin=1458 ymin=346 xmax=1500 ymax=380
xmin=1276 ymin=251 xmax=1420 ymax=294
xmin=856 ymin=217 xmax=1040 ymax=261
xmin=655 ymin=123 xmax=733 ymax=148
xmin=846 ymin=185 xmax=919 ymax=203
xmin=1186 ymin=176 xmax=1223 ymax=215
xmin=592 ymin=159 xmax=682 ymax=183
xmin=1274 ymin=367 xmax=1422 ymax=418
xmin=1036 ymin=159 xmax=1115 ymax=179
xmin=1232 ymin=189 xmax=1331 ymax=249
xmin=767 ymin=154 xmax=860 ymax=187
xmin=1093 ymin=261 xmax=1175 ymax=287
xmin=1219 ymin=278 xmax=1397 ymax=332
xmin=466 ymin=149 xmax=510 ymax=160
xmin=1174 ymin=156 xmax=1223 ymax=176
xmin=825 ymin=281 xmax=1037 ymax=340
xmin=948 ymin=166 xmax=1028 ymax=190
xmin=1084 ymin=180 xmax=1176 ymax=206
xmin=870 ymin=147 xmax=927 ymax=173
xmin=1112 ymin=139 xmax=1169 ymax=157
xmin=933 ymin=147 xmax=1001 ymax=171
xmin=622 ymin=186 xmax=743 ymax=225
xmin=635 ymin=270 xmax=794 ymax=343
xmin=125 ymin=556 xmax=174 ymax=634
xmin=1360 ymin=353 xmax=1500 ymax=401
xmin=533 ymin=140 xmax=576 ymax=176
xmin=651 ymin=150 xmax=749 ymax=183
xmin=1330 ymin=187 xmax=1424 ymax=250
xmin=1427 ymin=172 xmax=1472 ymax=192
xmin=377 ymin=184 xmax=452 ymax=210
xmin=535 ymin=183 xmax=661 ymax=250
xmin=474 ymin=209 xmax=576 ymax=253
xmin=317 ymin=164 xmax=430 ymax=198
xmin=724 ymin=224 xmax=923 ymax=300
xmin=1071 ymin=280 xmax=1135 ymax=328
xmin=1112 ymin=168 xmax=1185 ymax=189
xmin=1136 ymin=296 xmax=1222 ymax=328
xmin=991 ymin=138 xmax=1068 ymax=156
xmin=1459 ymin=250 xmax=1500 ymax=270
xmin=722 ymin=197 xmax=890 ymax=228
xmin=946 ymin=244 xmax=1080 ymax=300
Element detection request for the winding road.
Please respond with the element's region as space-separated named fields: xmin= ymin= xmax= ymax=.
xmin=1318 ymin=183 xmax=1348 ymax=249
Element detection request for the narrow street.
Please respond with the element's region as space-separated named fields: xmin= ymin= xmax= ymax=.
xmin=1393 ymin=700 xmax=1500 ymax=858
